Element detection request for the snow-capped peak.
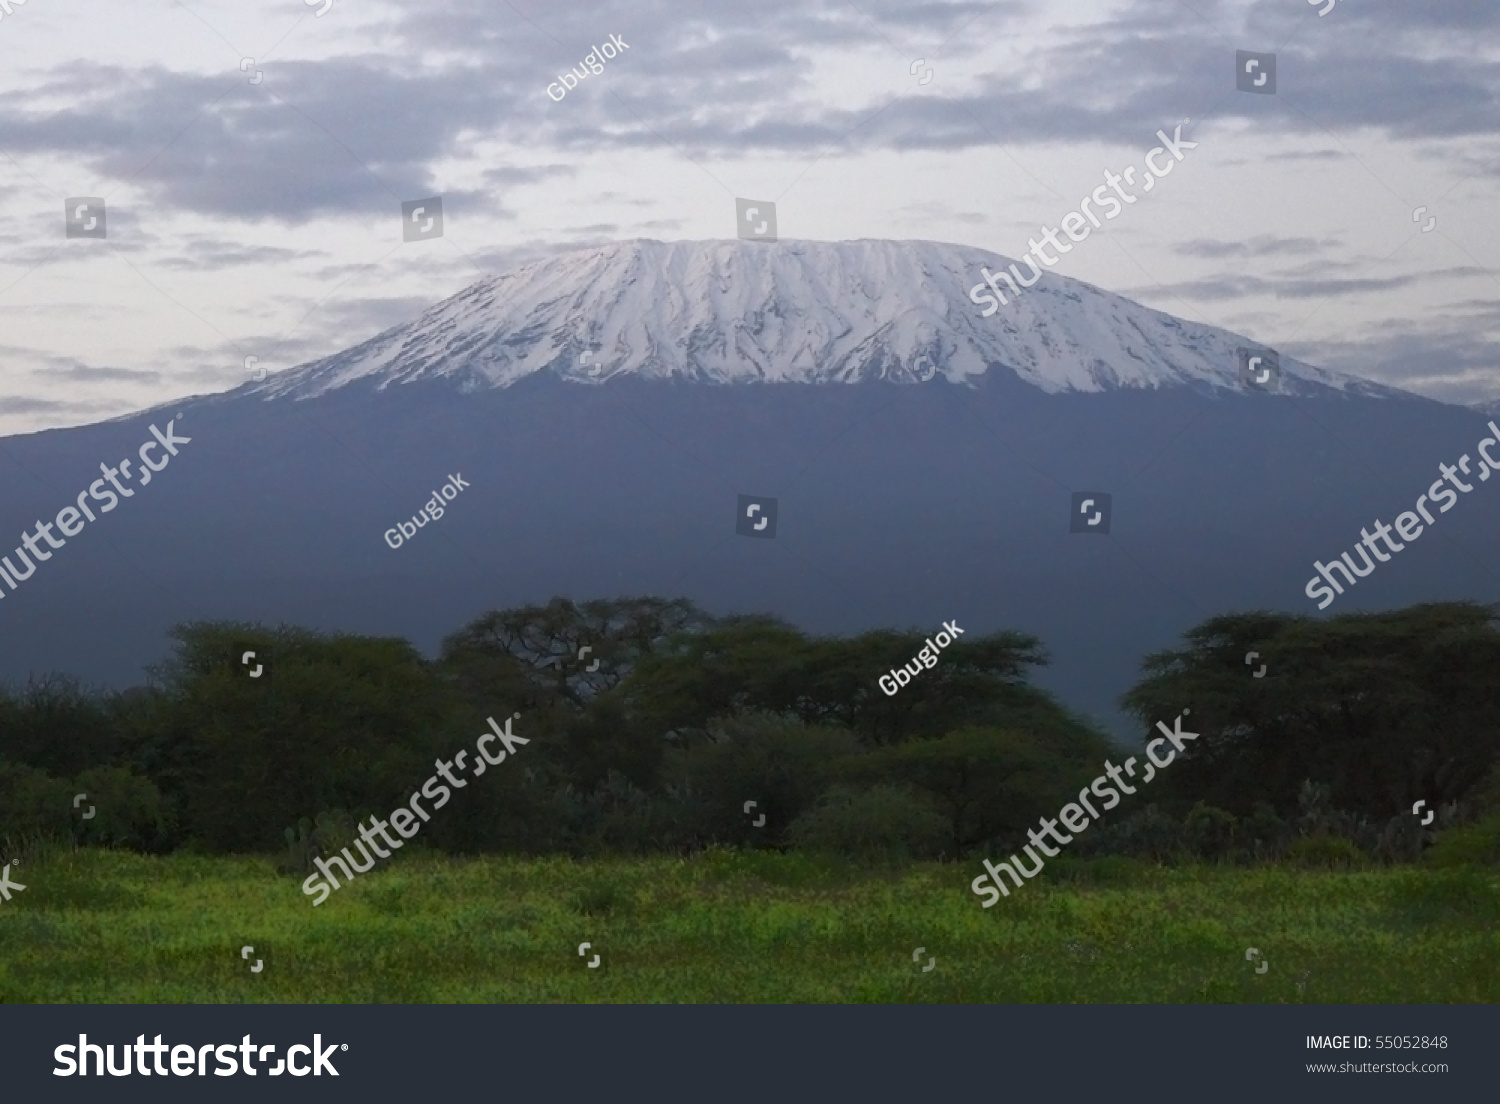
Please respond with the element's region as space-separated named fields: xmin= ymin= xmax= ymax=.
xmin=256 ymin=238 xmax=1393 ymax=400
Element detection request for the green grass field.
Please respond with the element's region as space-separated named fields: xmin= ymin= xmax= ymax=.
xmin=1 ymin=847 xmax=1497 ymax=1003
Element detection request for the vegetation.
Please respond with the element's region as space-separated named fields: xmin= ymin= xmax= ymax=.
xmin=0 ymin=846 xmax=1495 ymax=1003
xmin=3 ymin=599 xmax=1499 ymax=871
xmin=4 ymin=599 xmax=1500 ymax=1005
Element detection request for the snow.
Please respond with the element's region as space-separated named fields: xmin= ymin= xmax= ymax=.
xmin=256 ymin=239 xmax=1396 ymax=400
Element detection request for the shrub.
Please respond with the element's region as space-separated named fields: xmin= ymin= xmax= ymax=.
xmin=1183 ymin=803 xmax=1237 ymax=860
xmin=1370 ymin=814 xmax=1426 ymax=864
xmin=0 ymin=830 xmax=74 ymax=868
xmin=665 ymin=713 xmax=862 ymax=846
xmin=276 ymin=809 xmax=376 ymax=876
xmin=1084 ymin=804 xmax=1182 ymax=862
xmin=554 ymin=771 xmax=690 ymax=856
xmin=1241 ymin=801 xmax=1290 ymax=860
xmin=851 ymin=726 xmax=1087 ymax=855
xmin=72 ymin=766 xmax=170 ymax=850
xmin=0 ymin=760 xmax=71 ymax=839
xmin=788 ymin=784 xmax=947 ymax=862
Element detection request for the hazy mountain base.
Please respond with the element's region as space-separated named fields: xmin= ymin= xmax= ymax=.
xmin=1 ymin=847 xmax=1496 ymax=1004
xmin=3 ymin=371 xmax=1494 ymax=741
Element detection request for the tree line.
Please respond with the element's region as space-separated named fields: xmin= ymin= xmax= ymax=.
xmin=2 ymin=597 xmax=1498 ymax=869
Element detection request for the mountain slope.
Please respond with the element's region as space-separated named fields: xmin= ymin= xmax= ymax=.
xmin=254 ymin=239 xmax=1401 ymax=400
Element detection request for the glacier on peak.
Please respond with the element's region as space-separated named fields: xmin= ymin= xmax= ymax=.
xmin=254 ymin=238 xmax=1394 ymax=401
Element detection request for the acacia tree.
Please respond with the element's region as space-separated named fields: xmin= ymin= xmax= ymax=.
xmin=622 ymin=614 xmax=1060 ymax=747
xmin=439 ymin=597 xmax=717 ymax=791
xmin=440 ymin=596 xmax=712 ymax=712
xmin=142 ymin=621 xmax=455 ymax=851
xmin=1122 ymin=602 xmax=1500 ymax=819
xmin=847 ymin=726 xmax=1100 ymax=854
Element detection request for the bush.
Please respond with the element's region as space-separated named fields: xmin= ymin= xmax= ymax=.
xmin=787 ymin=785 xmax=947 ymax=862
xmin=1083 ymin=804 xmax=1182 ymax=862
xmin=553 ymin=772 xmax=691 ymax=856
xmin=72 ymin=766 xmax=170 ymax=850
xmin=0 ymin=830 xmax=74 ymax=868
xmin=1241 ymin=801 xmax=1290 ymax=860
xmin=1183 ymin=803 xmax=1237 ymax=860
xmin=0 ymin=760 xmax=71 ymax=840
xmin=852 ymin=726 xmax=1090 ymax=855
xmin=665 ymin=713 xmax=862 ymax=846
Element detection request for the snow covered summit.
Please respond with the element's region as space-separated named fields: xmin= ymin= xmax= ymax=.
xmin=256 ymin=239 xmax=1395 ymax=400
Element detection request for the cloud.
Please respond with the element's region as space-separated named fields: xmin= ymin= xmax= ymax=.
xmin=0 ymin=394 xmax=120 ymax=415
xmin=0 ymin=0 xmax=1489 ymax=229
xmin=0 ymin=57 xmax=529 ymax=222
xmin=1126 ymin=266 xmax=1490 ymax=303
xmin=32 ymin=365 xmax=163 ymax=383
xmin=155 ymin=240 xmax=324 ymax=272
xmin=1289 ymin=320 xmax=1500 ymax=407
xmin=1265 ymin=149 xmax=1349 ymax=162
xmin=479 ymin=164 xmax=577 ymax=189
xmin=1174 ymin=236 xmax=1341 ymax=260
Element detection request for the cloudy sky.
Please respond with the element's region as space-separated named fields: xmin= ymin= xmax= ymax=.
xmin=0 ymin=0 xmax=1495 ymax=435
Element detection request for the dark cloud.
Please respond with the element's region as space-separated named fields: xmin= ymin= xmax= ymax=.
xmin=31 ymin=365 xmax=163 ymax=383
xmin=480 ymin=165 xmax=578 ymax=189
xmin=0 ymin=57 xmax=525 ymax=222
xmin=1265 ymin=149 xmax=1348 ymax=162
xmin=0 ymin=0 xmax=1489 ymax=227
xmin=1335 ymin=0 xmax=1500 ymax=31
xmin=1127 ymin=264 xmax=1490 ymax=302
xmin=0 ymin=395 xmax=118 ymax=415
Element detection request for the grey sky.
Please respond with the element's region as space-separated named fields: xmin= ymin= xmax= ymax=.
xmin=0 ymin=0 xmax=1496 ymax=434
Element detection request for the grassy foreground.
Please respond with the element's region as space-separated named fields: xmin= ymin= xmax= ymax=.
xmin=1 ymin=847 xmax=1497 ymax=1003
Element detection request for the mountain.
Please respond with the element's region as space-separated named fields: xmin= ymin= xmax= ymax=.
xmin=257 ymin=238 xmax=1393 ymax=397
xmin=1 ymin=239 xmax=1495 ymax=738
